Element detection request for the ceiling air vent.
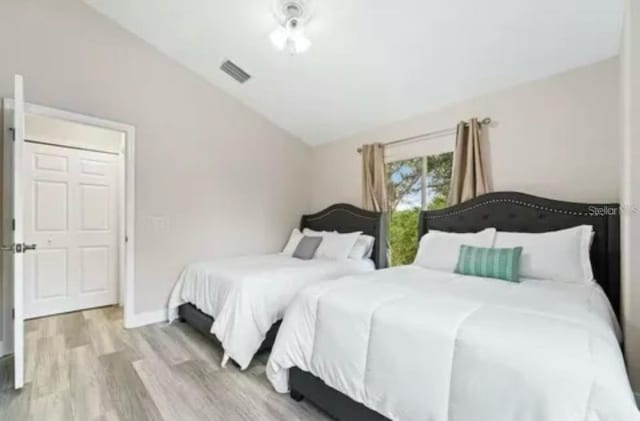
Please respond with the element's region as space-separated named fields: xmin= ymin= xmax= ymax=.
xmin=220 ymin=60 xmax=251 ymax=84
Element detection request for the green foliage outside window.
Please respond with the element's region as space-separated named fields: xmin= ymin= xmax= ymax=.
xmin=388 ymin=208 xmax=420 ymax=266
xmin=387 ymin=152 xmax=453 ymax=266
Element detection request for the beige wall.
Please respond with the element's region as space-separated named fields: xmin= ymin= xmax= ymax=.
xmin=310 ymin=58 xmax=620 ymax=210
xmin=0 ymin=0 xmax=311 ymax=326
xmin=621 ymin=0 xmax=640 ymax=390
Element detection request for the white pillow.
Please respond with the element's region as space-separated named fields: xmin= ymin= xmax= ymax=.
xmin=281 ymin=228 xmax=303 ymax=256
xmin=349 ymin=235 xmax=375 ymax=259
xmin=413 ymin=228 xmax=497 ymax=272
xmin=314 ymin=231 xmax=362 ymax=260
xmin=493 ymin=225 xmax=594 ymax=283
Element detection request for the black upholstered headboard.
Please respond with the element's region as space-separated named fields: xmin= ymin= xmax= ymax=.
xmin=300 ymin=203 xmax=387 ymax=269
xmin=419 ymin=191 xmax=621 ymax=316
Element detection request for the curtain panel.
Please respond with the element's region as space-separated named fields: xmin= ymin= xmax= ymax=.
xmin=448 ymin=118 xmax=489 ymax=205
xmin=361 ymin=143 xmax=389 ymax=212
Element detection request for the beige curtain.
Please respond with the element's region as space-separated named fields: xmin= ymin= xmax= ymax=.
xmin=448 ymin=118 xmax=489 ymax=205
xmin=361 ymin=143 xmax=389 ymax=212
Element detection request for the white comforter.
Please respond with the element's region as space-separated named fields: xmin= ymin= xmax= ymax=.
xmin=167 ymin=254 xmax=374 ymax=369
xmin=267 ymin=265 xmax=638 ymax=421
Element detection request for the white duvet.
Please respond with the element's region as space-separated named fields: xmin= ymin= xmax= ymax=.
xmin=167 ymin=254 xmax=374 ymax=369
xmin=267 ymin=265 xmax=638 ymax=421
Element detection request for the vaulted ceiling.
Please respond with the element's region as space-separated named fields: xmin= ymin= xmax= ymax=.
xmin=83 ymin=0 xmax=624 ymax=145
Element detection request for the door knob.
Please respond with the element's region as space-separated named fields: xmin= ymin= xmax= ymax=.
xmin=0 ymin=243 xmax=38 ymax=253
xmin=22 ymin=243 xmax=37 ymax=252
xmin=2 ymin=243 xmax=37 ymax=253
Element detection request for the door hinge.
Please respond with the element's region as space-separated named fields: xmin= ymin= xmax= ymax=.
xmin=11 ymin=308 xmax=14 ymax=320
xmin=12 ymin=219 xmax=15 ymax=231
xmin=9 ymin=127 xmax=15 ymax=141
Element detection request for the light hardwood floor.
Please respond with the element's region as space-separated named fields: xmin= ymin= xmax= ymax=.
xmin=0 ymin=306 xmax=330 ymax=421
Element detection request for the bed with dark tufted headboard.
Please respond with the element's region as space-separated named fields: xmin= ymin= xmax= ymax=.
xmin=178 ymin=203 xmax=387 ymax=357
xmin=419 ymin=191 xmax=621 ymax=316
xmin=288 ymin=192 xmax=622 ymax=421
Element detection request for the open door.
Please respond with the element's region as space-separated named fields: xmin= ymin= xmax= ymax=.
xmin=2 ymin=75 xmax=35 ymax=390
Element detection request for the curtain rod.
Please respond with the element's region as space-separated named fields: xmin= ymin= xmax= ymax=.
xmin=357 ymin=117 xmax=492 ymax=153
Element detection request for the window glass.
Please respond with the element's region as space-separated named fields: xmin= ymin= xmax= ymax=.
xmin=386 ymin=152 xmax=453 ymax=266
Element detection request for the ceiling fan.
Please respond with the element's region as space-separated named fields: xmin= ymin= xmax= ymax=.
xmin=270 ymin=0 xmax=312 ymax=55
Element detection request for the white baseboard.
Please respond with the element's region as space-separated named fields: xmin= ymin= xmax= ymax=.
xmin=125 ymin=309 xmax=169 ymax=329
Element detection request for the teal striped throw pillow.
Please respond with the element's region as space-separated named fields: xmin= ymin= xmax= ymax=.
xmin=454 ymin=245 xmax=524 ymax=282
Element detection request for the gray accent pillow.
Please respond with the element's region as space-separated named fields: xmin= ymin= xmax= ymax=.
xmin=293 ymin=236 xmax=323 ymax=260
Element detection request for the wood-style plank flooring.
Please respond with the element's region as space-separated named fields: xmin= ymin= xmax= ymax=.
xmin=0 ymin=306 xmax=330 ymax=421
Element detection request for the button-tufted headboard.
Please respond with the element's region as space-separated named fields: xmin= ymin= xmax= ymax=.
xmin=419 ymin=191 xmax=621 ymax=317
xmin=301 ymin=203 xmax=388 ymax=269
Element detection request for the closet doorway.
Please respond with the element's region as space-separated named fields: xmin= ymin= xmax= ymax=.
xmin=1 ymin=89 xmax=136 ymax=390
xmin=6 ymin=108 xmax=134 ymax=322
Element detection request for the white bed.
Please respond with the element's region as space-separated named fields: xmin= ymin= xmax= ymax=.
xmin=168 ymin=254 xmax=375 ymax=369
xmin=266 ymin=265 xmax=638 ymax=421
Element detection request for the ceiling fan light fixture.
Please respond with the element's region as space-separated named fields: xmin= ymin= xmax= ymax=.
xmin=270 ymin=1 xmax=312 ymax=55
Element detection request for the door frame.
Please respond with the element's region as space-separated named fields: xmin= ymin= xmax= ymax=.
xmin=1 ymin=101 xmax=136 ymax=355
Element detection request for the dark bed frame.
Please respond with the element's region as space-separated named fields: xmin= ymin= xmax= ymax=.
xmin=177 ymin=203 xmax=387 ymax=356
xmin=289 ymin=191 xmax=621 ymax=421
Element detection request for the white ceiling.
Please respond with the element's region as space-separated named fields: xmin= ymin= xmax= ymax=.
xmin=83 ymin=0 xmax=623 ymax=145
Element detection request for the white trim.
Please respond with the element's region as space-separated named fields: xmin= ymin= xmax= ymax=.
xmin=4 ymin=75 xmax=26 ymax=390
xmin=1 ymin=101 xmax=136 ymax=332
xmin=1 ymin=100 xmax=13 ymax=358
xmin=117 ymin=154 xmax=125 ymax=306
xmin=126 ymin=309 xmax=170 ymax=328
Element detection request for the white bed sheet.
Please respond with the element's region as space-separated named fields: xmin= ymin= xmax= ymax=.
xmin=267 ymin=265 xmax=637 ymax=421
xmin=167 ymin=254 xmax=374 ymax=369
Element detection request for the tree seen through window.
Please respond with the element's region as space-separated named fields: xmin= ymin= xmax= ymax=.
xmin=386 ymin=152 xmax=453 ymax=266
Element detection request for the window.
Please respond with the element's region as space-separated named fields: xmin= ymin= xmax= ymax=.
xmin=386 ymin=151 xmax=453 ymax=266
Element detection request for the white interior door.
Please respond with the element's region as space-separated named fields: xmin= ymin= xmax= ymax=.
xmin=23 ymin=143 xmax=119 ymax=319
xmin=2 ymin=75 xmax=30 ymax=389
